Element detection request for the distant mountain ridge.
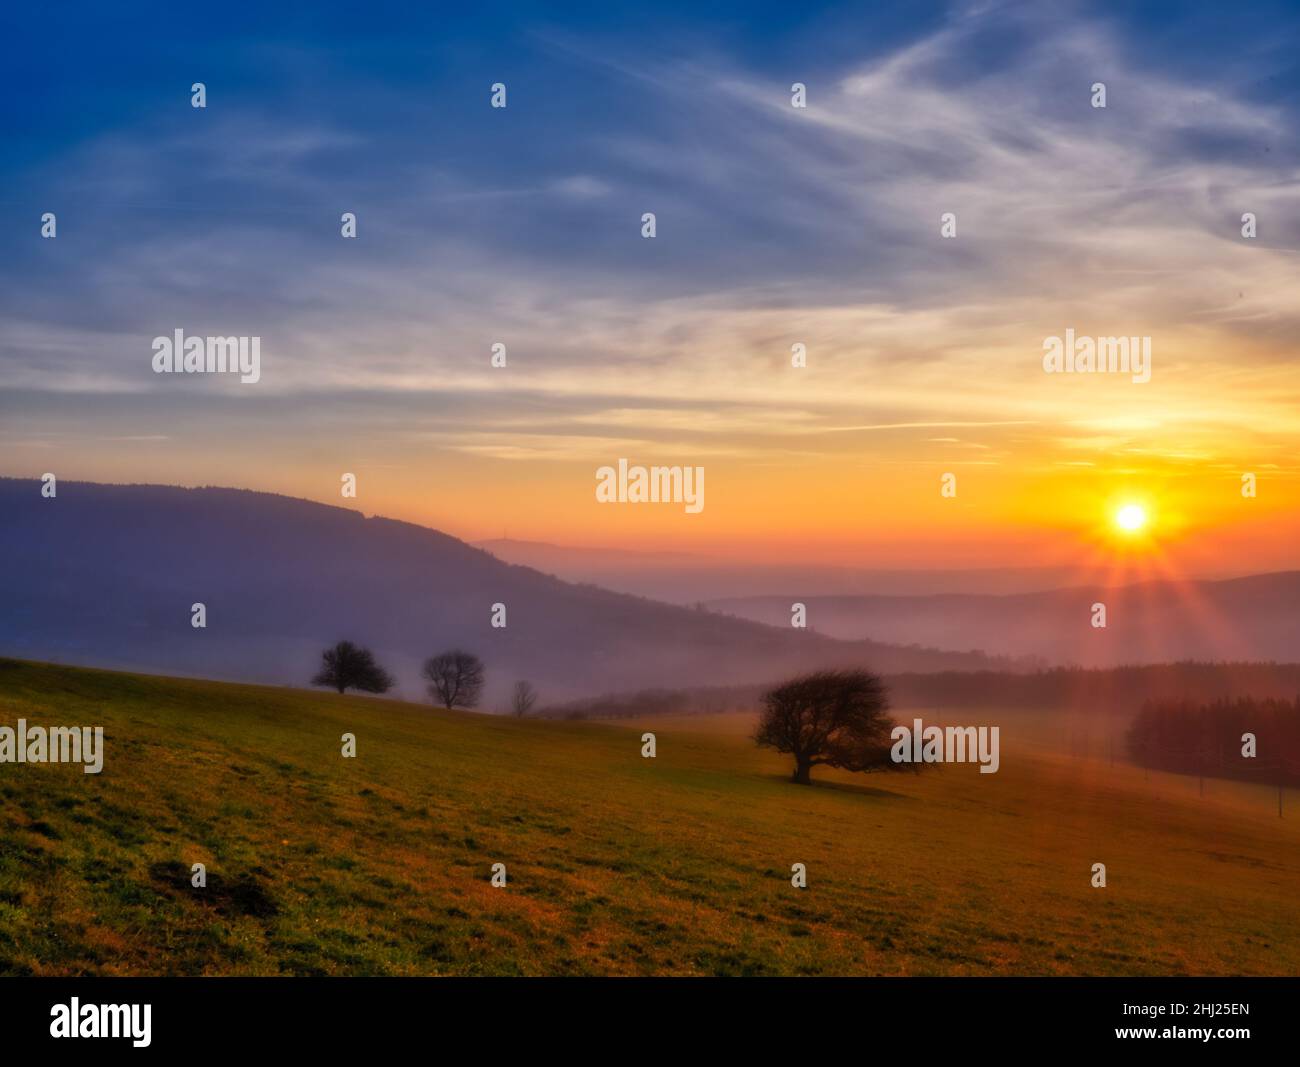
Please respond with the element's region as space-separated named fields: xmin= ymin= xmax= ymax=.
xmin=0 ymin=478 xmax=1003 ymax=703
xmin=475 ymin=537 xmax=1103 ymax=601
xmin=708 ymin=572 xmax=1300 ymax=667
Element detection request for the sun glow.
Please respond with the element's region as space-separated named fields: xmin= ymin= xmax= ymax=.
xmin=1115 ymin=503 xmax=1148 ymax=533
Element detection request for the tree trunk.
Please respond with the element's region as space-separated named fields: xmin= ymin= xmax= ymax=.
xmin=792 ymin=762 xmax=812 ymax=785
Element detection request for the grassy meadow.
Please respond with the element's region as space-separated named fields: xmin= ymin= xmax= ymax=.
xmin=1 ymin=657 xmax=1297 ymax=976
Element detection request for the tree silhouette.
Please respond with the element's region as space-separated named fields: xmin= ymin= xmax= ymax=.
xmin=755 ymin=669 xmax=899 ymax=785
xmin=423 ymin=650 xmax=485 ymax=710
xmin=1127 ymin=695 xmax=1300 ymax=797
xmin=311 ymin=641 xmax=394 ymax=695
xmin=511 ymin=680 xmax=538 ymax=717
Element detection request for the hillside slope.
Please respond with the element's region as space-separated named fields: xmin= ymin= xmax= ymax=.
xmin=1 ymin=658 xmax=1297 ymax=976
xmin=710 ymin=571 xmax=1300 ymax=666
xmin=0 ymin=478 xmax=995 ymax=702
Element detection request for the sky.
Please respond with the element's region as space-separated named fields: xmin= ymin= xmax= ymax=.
xmin=2 ymin=0 xmax=1299 ymax=571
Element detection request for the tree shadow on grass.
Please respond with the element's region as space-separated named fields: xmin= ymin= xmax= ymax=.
xmin=755 ymin=773 xmax=914 ymax=800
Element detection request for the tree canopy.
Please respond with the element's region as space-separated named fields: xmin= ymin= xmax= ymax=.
xmin=311 ymin=641 xmax=394 ymax=695
xmin=755 ymin=669 xmax=899 ymax=785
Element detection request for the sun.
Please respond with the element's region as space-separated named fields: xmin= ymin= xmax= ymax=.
xmin=1115 ymin=503 xmax=1148 ymax=533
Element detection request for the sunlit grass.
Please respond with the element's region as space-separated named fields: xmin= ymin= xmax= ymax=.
xmin=0 ymin=658 xmax=1296 ymax=976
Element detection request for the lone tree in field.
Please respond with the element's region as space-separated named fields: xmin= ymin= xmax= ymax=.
xmin=311 ymin=640 xmax=394 ymax=695
xmin=755 ymin=669 xmax=899 ymax=785
xmin=423 ymin=649 xmax=485 ymax=710
xmin=511 ymin=680 xmax=538 ymax=717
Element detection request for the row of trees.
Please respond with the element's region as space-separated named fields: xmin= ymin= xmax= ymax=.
xmin=309 ymin=643 xmax=896 ymax=785
xmin=307 ymin=647 xmax=917 ymax=788
xmin=308 ymin=646 xmax=1300 ymax=796
xmin=1127 ymin=695 xmax=1300 ymax=786
xmin=310 ymin=640 xmax=538 ymax=715
xmin=310 ymin=647 xmax=899 ymax=785
xmin=888 ymin=662 xmax=1300 ymax=714
xmin=537 ymin=662 xmax=1300 ymax=722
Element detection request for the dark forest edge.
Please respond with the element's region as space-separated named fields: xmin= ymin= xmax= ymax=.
xmin=536 ymin=661 xmax=1300 ymax=720
xmin=1128 ymin=696 xmax=1300 ymax=787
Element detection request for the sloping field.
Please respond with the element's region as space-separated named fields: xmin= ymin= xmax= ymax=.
xmin=1 ymin=659 xmax=1296 ymax=976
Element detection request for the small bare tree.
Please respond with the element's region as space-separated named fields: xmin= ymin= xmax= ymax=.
xmin=511 ymin=680 xmax=538 ymax=717
xmin=422 ymin=649 xmax=485 ymax=710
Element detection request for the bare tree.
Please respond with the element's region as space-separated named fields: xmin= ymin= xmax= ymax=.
xmin=422 ymin=649 xmax=485 ymax=710
xmin=755 ymin=669 xmax=899 ymax=785
xmin=511 ymin=680 xmax=538 ymax=717
xmin=311 ymin=640 xmax=394 ymax=695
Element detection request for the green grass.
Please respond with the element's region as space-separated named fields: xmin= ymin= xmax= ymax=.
xmin=1 ymin=658 xmax=1297 ymax=976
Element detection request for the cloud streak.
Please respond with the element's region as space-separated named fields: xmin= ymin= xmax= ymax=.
xmin=1 ymin=2 xmax=1297 ymax=556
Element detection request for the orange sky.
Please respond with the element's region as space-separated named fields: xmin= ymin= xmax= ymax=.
xmin=15 ymin=372 xmax=1298 ymax=574
xmin=5 ymin=10 xmax=1299 ymax=575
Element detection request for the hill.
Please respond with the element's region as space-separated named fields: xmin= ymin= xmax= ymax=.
xmin=476 ymin=538 xmax=1089 ymax=602
xmin=709 ymin=572 xmax=1300 ymax=666
xmin=0 ymin=478 xmax=998 ymax=703
xmin=1 ymin=658 xmax=1297 ymax=976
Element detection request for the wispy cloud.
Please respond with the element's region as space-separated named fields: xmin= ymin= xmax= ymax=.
xmin=2 ymin=2 xmax=1297 ymax=514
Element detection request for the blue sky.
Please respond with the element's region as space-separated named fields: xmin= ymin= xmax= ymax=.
xmin=5 ymin=0 xmax=1296 ymax=316
xmin=1 ymin=1 xmax=1298 ymax=562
